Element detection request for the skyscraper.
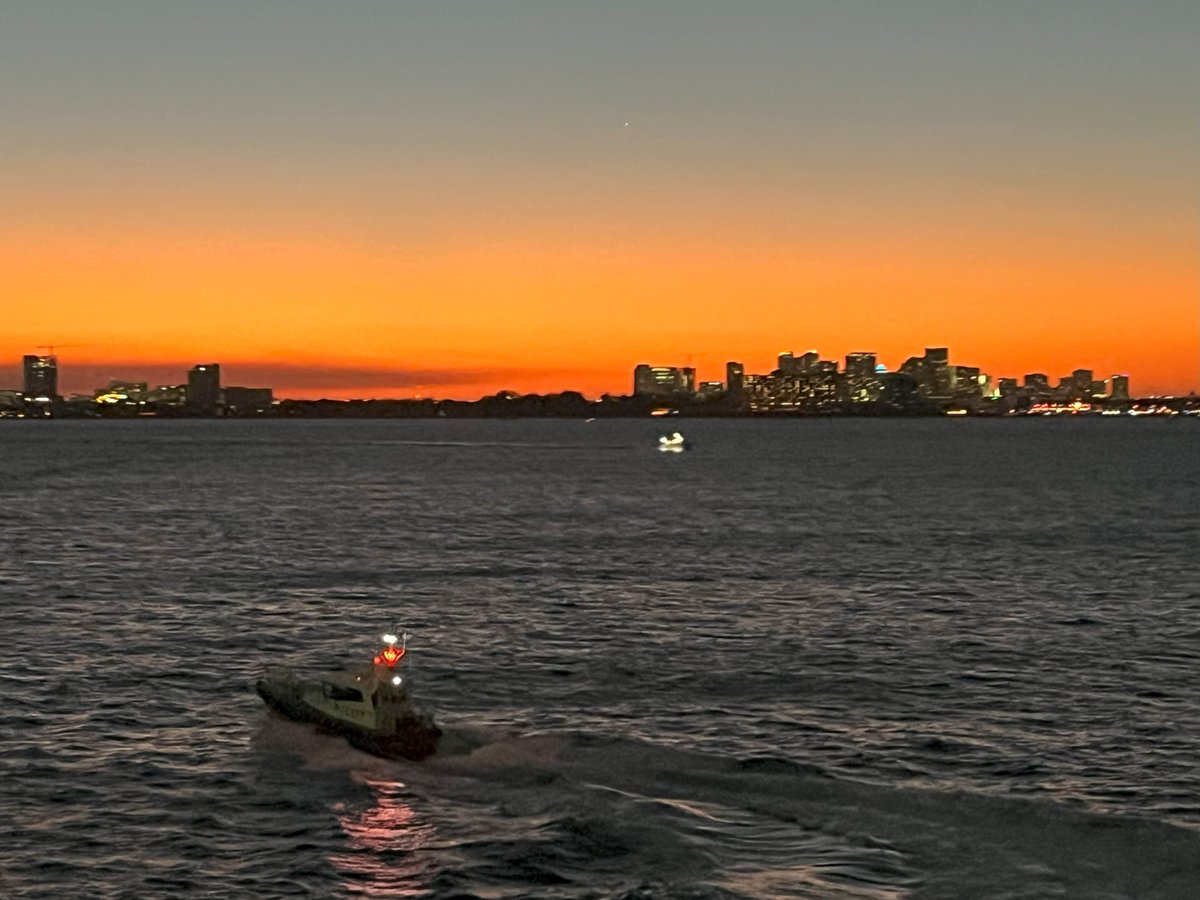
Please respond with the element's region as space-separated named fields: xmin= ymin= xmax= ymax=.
xmin=844 ymin=352 xmax=877 ymax=379
xmin=1023 ymin=373 xmax=1050 ymax=398
xmin=776 ymin=351 xmax=819 ymax=375
xmin=632 ymin=365 xmax=694 ymax=397
xmin=953 ymin=366 xmax=982 ymax=399
xmin=844 ymin=352 xmax=880 ymax=403
xmin=1072 ymin=368 xmax=1094 ymax=399
xmin=924 ymin=347 xmax=952 ymax=397
xmin=22 ymin=355 xmax=58 ymax=400
xmin=187 ymin=363 xmax=221 ymax=414
xmin=725 ymin=361 xmax=745 ymax=399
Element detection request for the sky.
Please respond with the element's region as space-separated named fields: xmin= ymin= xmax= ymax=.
xmin=2 ymin=1 xmax=1198 ymax=399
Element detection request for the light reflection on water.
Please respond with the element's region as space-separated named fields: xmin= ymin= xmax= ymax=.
xmin=332 ymin=777 xmax=436 ymax=898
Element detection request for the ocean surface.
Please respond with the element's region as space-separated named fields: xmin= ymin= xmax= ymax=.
xmin=1 ymin=417 xmax=1197 ymax=898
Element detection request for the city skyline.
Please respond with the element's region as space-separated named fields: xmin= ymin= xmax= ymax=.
xmin=1 ymin=343 xmax=1149 ymax=401
xmin=3 ymin=3 xmax=1198 ymax=399
xmin=0 ymin=335 xmax=1168 ymax=404
xmin=1 ymin=342 xmax=1163 ymax=410
xmin=9 ymin=342 xmax=1197 ymax=419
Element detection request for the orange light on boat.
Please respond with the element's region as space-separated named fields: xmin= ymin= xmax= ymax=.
xmin=380 ymin=645 xmax=404 ymax=668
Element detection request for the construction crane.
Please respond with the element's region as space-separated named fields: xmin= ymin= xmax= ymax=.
xmin=35 ymin=344 xmax=88 ymax=358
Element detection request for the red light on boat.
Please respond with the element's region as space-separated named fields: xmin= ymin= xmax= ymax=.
xmin=380 ymin=646 xmax=405 ymax=668
xmin=373 ymin=655 xmax=383 ymax=665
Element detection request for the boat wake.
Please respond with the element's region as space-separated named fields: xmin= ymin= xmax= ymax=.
xmin=250 ymin=720 xmax=1200 ymax=898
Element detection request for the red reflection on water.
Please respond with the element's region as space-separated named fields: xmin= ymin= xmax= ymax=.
xmin=330 ymin=776 xmax=436 ymax=898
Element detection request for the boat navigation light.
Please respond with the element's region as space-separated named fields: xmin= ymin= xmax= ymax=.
xmin=392 ymin=675 xmax=403 ymax=686
xmin=379 ymin=644 xmax=405 ymax=667
xmin=382 ymin=633 xmax=399 ymax=645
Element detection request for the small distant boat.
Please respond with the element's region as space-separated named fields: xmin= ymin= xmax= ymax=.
xmin=657 ymin=431 xmax=692 ymax=452
xmin=256 ymin=631 xmax=441 ymax=760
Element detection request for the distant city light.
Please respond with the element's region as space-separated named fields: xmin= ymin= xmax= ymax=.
xmin=4 ymin=346 xmax=1192 ymax=418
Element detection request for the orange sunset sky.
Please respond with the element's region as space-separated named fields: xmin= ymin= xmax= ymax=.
xmin=3 ymin=2 xmax=1198 ymax=399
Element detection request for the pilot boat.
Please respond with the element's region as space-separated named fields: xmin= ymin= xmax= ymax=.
xmin=658 ymin=431 xmax=691 ymax=452
xmin=256 ymin=632 xmax=442 ymax=760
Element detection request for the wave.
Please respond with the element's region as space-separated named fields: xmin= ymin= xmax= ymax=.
xmin=253 ymin=719 xmax=1200 ymax=898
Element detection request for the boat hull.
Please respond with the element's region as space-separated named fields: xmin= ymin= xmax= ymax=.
xmin=256 ymin=675 xmax=441 ymax=761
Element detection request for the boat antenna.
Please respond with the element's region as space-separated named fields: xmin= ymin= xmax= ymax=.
xmin=386 ymin=628 xmax=409 ymax=650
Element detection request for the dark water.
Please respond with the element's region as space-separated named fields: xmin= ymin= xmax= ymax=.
xmin=1 ymin=418 xmax=1198 ymax=898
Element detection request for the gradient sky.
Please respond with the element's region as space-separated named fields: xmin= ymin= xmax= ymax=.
xmin=3 ymin=1 xmax=1197 ymax=398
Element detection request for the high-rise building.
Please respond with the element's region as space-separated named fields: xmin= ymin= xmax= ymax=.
xmin=924 ymin=347 xmax=952 ymax=397
xmin=1107 ymin=374 xmax=1130 ymax=400
xmin=844 ymin=352 xmax=876 ymax=380
xmin=633 ymin=364 xmax=695 ymax=397
xmin=1053 ymin=376 xmax=1079 ymax=402
xmin=777 ymin=350 xmax=819 ymax=375
xmin=810 ymin=360 xmax=840 ymax=405
xmin=953 ymin=366 xmax=982 ymax=399
xmin=1023 ymin=373 xmax=1050 ymax=397
xmin=899 ymin=355 xmax=931 ymax=395
xmin=844 ymin=352 xmax=881 ymax=403
xmin=1072 ymin=369 xmax=1094 ymax=398
xmin=187 ymin=363 xmax=221 ymax=414
xmin=22 ymin=354 xmax=58 ymax=400
xmin=725 ymin=361 xmax=745 ymax=400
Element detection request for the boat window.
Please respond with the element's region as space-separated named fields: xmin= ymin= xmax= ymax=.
xmin=322 ymin=683 xmax=364 ymax=703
